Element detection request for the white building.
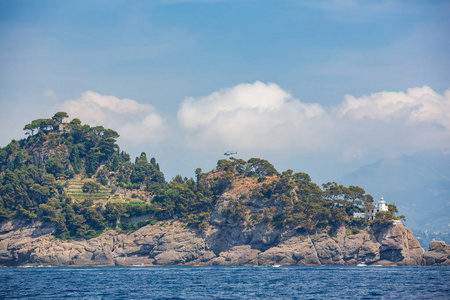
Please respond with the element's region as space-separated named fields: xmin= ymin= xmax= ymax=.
xmin=353 ymin=197 xmax=389 ymax=221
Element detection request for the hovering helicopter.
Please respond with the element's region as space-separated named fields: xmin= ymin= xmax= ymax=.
xmin=224 ymin=151 xmax=238 ymax=156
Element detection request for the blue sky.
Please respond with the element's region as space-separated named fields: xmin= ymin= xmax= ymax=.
xmin=1 ymin=0 xmax=449 ymax=183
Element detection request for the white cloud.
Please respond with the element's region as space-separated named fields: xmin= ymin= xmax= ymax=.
xmin=64 ymin=91 xmax=154 ymax=116
xmin=177 ymin=82 xmax=450 ymax=158
xmin=338 ymin=86 xmax=450 ymax=130
xmin=61 ymin=91 xmax=167 ymax=146
xmin=178 ymin=81 xmax=329 ymax=151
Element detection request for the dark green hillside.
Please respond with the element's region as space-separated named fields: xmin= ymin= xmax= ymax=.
xmin=0 ymin=113 xmax=404 ymax=240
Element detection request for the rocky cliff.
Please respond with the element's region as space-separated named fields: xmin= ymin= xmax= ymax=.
xmin=1 ymin=218 xmax=447 ymax=267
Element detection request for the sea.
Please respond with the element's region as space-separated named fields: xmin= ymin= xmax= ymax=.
xmin=0 ymin=266 xmax=449 ymax=299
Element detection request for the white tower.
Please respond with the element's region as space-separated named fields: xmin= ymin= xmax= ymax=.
xmin=377 ymin=197 xmax=388 ymax=212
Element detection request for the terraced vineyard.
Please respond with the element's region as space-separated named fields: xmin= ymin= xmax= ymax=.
xmin=65 ymin=180 xmax=111 ymax=202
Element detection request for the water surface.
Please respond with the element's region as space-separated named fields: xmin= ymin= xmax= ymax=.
xmin=1 ymin=266 xmax=449 ymax=299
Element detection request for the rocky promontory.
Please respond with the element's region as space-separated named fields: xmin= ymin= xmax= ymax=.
xmin=1 ymin=115 xmax=448 ymax=267
xmin=1 ymin=218 xmax=447 ymax=267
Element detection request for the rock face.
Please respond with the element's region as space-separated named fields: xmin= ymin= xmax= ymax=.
xmin=1 ymin=218 xmax=445 ymax=266
xmin=374 ymin=223 xmax=425 ymax=266
xmin=422 ymin=241 xmax=450 ymax=266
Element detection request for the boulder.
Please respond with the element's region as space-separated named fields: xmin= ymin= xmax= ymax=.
xmin=258 ymin=236 xmax=320 ymax=265
xmin=423 ymin=241 xmax=450 ymax=266
xmin=312 ymin=233 xmax=344 ymax=265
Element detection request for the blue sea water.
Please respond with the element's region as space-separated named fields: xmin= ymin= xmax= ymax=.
xmin=0 ymin=266 xmax=449 ymax=299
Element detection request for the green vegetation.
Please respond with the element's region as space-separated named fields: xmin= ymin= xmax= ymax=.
xmin=82 ymin=181 xmax=101 ymax=199
xmin=0 ymin=113 xmax=404 ymax=240
xmin=373 ymin=203 xmax=405 ymax=225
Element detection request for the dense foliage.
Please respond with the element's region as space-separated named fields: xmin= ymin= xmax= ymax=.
xmin=203 ymin=158 xmax=403 ymax=232
xmin=0 ymin=113 xmax=404 ymax=240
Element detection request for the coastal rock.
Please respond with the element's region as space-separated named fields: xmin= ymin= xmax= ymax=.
xmin=405 ymin=228 xmax=425 ymax=265
xmin=209 ymin=245 xmax=260 ymax=266
xmin=375 ymin=224 xmax=425 ymax=266
xmin=0 ymin=219 xmax=441 ymax=267
xmin=312 ymin=233 xmax=344 ymax=265
xmin=257 ymin=236 xmax=320 ymax=265
xmin=114 ymin=257 xmax=155 ymax=266
xmin=357 ymin=238 xmax=381 ymax=264
xmin=422 ymin=241 xmax=450 ymax=266
xmin=341 ymin=231 xmax=371 ymax=264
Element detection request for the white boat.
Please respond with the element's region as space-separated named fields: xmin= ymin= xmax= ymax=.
xmin=357 ymin=263 xmax=367 ymax=266
xmin=272 ymin=264 xmax=281 ymax=268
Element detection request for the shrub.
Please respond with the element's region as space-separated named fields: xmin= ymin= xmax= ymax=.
xmin=351 ymin=227 xmax=360 ymax=234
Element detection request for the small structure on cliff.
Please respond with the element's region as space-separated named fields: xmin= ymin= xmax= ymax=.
xmin=353 ymin=197 xmax=389 ymax=220
xmin=58 ymin=119 xmax=71 ymax=132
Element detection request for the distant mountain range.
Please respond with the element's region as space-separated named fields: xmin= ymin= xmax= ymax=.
xmin=338 ymin=151 xmax=450 ymax=234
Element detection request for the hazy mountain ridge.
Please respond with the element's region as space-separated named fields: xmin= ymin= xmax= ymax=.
xmin=338 ymin=151 xmax=450 ymax=238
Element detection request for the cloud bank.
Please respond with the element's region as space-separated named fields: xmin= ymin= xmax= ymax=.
xmin=61 ymin=91 xmax=167 ymax=146
xmin=178 ymin=82 xmax=450 ymax=159
xmin=58 ymin=83 xmax=449 ymax=164
xmin=339 ymin=86 xmax=450 ymax=130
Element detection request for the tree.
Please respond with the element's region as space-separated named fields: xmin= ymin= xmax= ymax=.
xmin=374 ymin=211 xmax=393 ymax=224
xmin=216 ymin=159 xmax=236 ymax=172
xmin=45 ymin=157 xmax=65 ymax=178
xmin=52 ymin=112 xmax=69 ymax=124
xmin=23 ymin=119 xmax=42 ymax=136
xmin=83 ymin=206 xmax=105 ymax=230
xmin=173 ymin=174 xmax=184 ymax=184
xmin=229 ymin=157 xmax=247 ymax=174
xmin=130 ymin=153 xmax=159 ymax=185
xmin=292 ymin=172 xmax=311 ymax=189
xmin=70 ymin=118 xmax=81 ymax=125
xmin=39 ymin=203 xmax=58 ymax=223
xmin=388 ymin=203 xmax=406 ymax=221
xmin=388 ymin=204 xmax=398 ymax=214
xmin=246 ymin=158 xmax=278 ymax=176
xmin=281 ymin=169 xmax=293 ymax=179
xmin=85 ymin=153 xmax=100 ymax=177
xmin=104 ymin=202 xmax=126 ymax=227
xmin=195 ymin=168 xmax=202 ymax=184
xmin=34 ymin=118 xmax=57 ymax=132
xmin=82 ymin=181 xmax=101 ymax=199
xmin=23 ymin=123 xmax=36 ymax=136
xmin=30 ymin=184 xmax=51 ymax=204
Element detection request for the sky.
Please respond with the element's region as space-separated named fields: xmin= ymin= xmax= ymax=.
xmin=0 ymin=0 xmax=449 ymax=184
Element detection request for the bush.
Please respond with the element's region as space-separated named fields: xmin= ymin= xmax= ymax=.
xmin=124 ymin=201 xmax=155 ymax=217
xmin=351 ymin=227 xmax=360 ymax=234
xmin=119 ymin=219 xmax=156 ymax=231
xmin=64 ymin=169 xmax=75 ymax=179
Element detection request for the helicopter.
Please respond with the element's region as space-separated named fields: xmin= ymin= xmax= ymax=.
xmin=224 ymin=151 xmax=238 ymax=156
